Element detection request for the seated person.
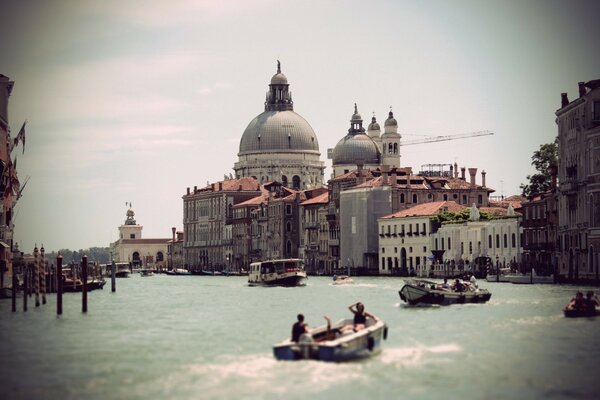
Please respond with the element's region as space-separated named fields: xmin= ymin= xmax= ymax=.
xmin=440 ymin=278 xmax=451 ymax=290
xmin=585 ymin=291 xmax=599 ymax=311
xmin=567 ymin=292 xmax=585 ymax=310
xmin=348 ymin=302 xmax=375 ymax=331
xmin=291 ymin=314 xmax=308 ymax=342
xmin=453 ymin=279 xmax=465 ymax=293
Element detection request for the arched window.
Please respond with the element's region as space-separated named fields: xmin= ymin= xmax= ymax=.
xmin=282 ymin=175 xmax=288 ymax=186
xmin=512 ymin=233 xmax=516 ymax=247
xmin=286 ymin=221 xmax=292 ymax=232
xmin=393 ymin=143 xmax=398 ymax=154
xmin=388 ymin=143 xmax=393 ymax=154
xmin=400 ymin=193 xmax=405 ymax=203
xmin=156 ymin=252 xmax=164 ymax=262
xmin=292 ymin=175 xmax=301 ymax=189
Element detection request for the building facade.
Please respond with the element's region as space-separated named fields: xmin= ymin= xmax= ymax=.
xmin=556 ymin=80 xmax=600 ymax=281
xmin=110 ymin=207 xmax=170 ymax=269
xmin=233 ymin=62 xmax=325 ymax=189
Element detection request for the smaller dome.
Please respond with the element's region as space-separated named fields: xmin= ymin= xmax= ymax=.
xmin=351 ymin=103 xmax=362 ymax=122
xmin=127 ymin=208 xmax=135 ymax=217
xmin=271 ymin=72 xmax=288 ymax=85
xmin=367 ymin=115 xmax=380 ymax=131
xmin=332 ymin=134 xmax=380 ymax=165
xmin=384 ymin=110 xmax=397 ymax=127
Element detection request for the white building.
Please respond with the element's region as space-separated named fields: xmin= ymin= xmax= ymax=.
xmin=378 ymin=201 xmax=465 ymax=276
xmin=110 ymin=207 xmax=170 ymax=268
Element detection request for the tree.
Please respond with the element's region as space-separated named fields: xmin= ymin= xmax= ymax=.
xmin=520 ymin=138 xmax=558 ymax=198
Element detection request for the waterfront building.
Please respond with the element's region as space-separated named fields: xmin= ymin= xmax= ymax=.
xmin=378 ymin=201 xmax=465 ymax=276
xmin=167 ymin=230 xmax=184 ymax=270
xmin=110 ymin=207 xmax=170 ymax=269
xmin=429 ymin=205 xmax=521 ymax=277
xmin=233 ymin=61 xmax=325 ymax=189
xmin=327 ymin=164 xmax=493 ymax=273
xmin=182 ymin=177 xmax=261 ymax=270
xmin=232 ymin=191 xmax=268 ymax=271
xmin=299 ymin=191 xmax=329 ymax=274
xmin=519 ymin=170 xmax=558 ymax=276
xmin=556 ymin=80 xmax=600 ymax=281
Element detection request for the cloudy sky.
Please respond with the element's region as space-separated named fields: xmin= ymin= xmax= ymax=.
xmin=1 ymin=0 xmax=599 ymax=252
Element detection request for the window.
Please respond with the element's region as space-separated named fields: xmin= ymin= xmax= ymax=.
xmin=469 ymin=242 xmax=473 ymax=254
xmin=443 ymin=194 xmax=448 ymax=201
xmin=382 ymin=248 xmax=385 ymax=254
xmin=448 ymin=237 xmax=451 ymax=250
xmin=512 ymin=233 xmax=516 ymax=248
xmin=504 ymin=234 xmax=508 ymax=248
xmin=488 ymin=235 xmax=492 ymax=248
xmin=412 ymin=194 xmax=417 ymax=203
xmin=435 ymin=238 xmax=438 ymax=250
xmin=478 ymin=194 xmax=483 ymax=204
xmin=462 ymin=194 xmax=467 ymax=204
xmin=286 ymin=204 xmax=292 ymax=215
xmin=286 ymin=221 xmax=292 ymax=232
xmin=400 ymin=193 xmax=405 ymax=203
xmin=593 ymin=100 xmax=600 ymax=121
xmin=130 ymin=234 xmax=135 ymax=239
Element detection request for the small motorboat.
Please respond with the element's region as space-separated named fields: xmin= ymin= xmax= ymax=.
xmin=62 ymin=277 xmax=106 ymax=293
xmin=332 ymin=275 xmax=353 ymax=285
xmin=399 ymin=279 xmax=492 ymax=306
xmin=165 ymin=268 xmax=191 ymax=276
xmin=273 ymin=317 xmax=387 ymax=362
xmin=140 ymin=269 xmax=154 ymax=277
xmin=564 ymin=306 xmax=599 ymax=318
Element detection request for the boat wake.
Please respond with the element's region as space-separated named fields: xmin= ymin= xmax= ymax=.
xmin=380 ymin=344 xmax=462 ymax=367
xmin=159 ymin=353 xmax=364 ymax=397
xmin=510 ymin=315 xmax=563 ymax=325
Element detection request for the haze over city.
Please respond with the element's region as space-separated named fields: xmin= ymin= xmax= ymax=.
xmin=1 ymin=0 xmax=599 ymax=252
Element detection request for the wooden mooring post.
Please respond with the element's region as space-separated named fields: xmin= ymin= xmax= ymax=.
xmin=11 ymin=268 xmax=16 ymax=312
xmin=41 ymin=246 xmax=47 ymax=305
xmin=34 ymin=245 xmax=40 ymax=307
xmin=57 ymin=256 xmax=63 ymax=316
xmin=81 ymin=256 xmax=88 ymax=313
xmin=23 ymin=265 xmax=27 ymax=312
xmin=111 ymin=260 xmax=116 ymax=292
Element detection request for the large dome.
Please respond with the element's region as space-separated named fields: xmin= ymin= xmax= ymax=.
xmin=332 ymin=134 xmax=380 ymax=165
xmin=238 ymin=110 xmax=320 ymax=155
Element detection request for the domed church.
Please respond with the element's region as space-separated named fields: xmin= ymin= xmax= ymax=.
xmin=331 ymin=104 xmax=401 ymax=177
xmin=233 ymin=61 xmax=325 ymax=189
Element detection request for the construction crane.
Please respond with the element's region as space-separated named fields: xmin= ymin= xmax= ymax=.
xmin=400 ymin=130 xmax=493 ymax=146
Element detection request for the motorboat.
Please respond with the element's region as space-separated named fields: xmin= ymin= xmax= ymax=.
xmin=62 ymin=277 xmax=106 ymax=293
xmin=505 ymin=273 xmax=554 ymax=284
xmin=399 ymin=279 xmax=492 ymax=306
xmin=564 ymin=306 xmax=599 ymax=318
xmin=165 ymin=268 xmax=191 ymax=276
xmin=332 ymin=275 xmax=353 ymax=285
xmin=140 ymin=269 xmax=154 ymax=277
xmin=248 ymin=259 xmax=307 ymax=287
xmin=273 ymin=317 xmax=387 ymax=362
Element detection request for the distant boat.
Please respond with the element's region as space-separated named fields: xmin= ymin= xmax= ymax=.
xmin=332 ymin=275 xmax=353 ymax=285
xmin=564 ymin=306 xmax=599 ymax=318
xmin=140 ymin=269 xmax=154 ymax=277
xmin=165 ymin=268 xmax=191 ymax=276
xmin=273 ymin=316 xmax=387 ymax=361
xmin=399 ymin=279 xmax=492 ymax=306
xmin=248 ymin=259 xmax=307 ymax=287
xmin=62 ymin=276 xmax=106 ymax=293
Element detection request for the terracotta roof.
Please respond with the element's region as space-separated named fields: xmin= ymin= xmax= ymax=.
xmin=382 ymin=201 xmax=465 ymax=219
xmin=192 ymin=177 xmax=261 ymax=195
xmin=300 ymin=191 xmax=329 ymax=205
xmin=480 ymin=207 xmax=521 ymax=217
xmin=235 ymin=192 xmax=269 ymax=207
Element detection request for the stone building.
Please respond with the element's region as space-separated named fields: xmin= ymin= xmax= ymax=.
xmin=182 ymin=177 xmax=261 ymax=270
xmin=110 ymin=207 xmax=170 ymax=268
xmin=167 ymin=230 xmax=184 ymax=270
xmin=299 ymin=191 xmax=329 ymax=274
xmin=378 ymin=201 xmax=465 ymax=276
xmin=556 ymin=79 xmax=600 ymax=281
xmin=233 ymin=61 xmax=325 ymax=189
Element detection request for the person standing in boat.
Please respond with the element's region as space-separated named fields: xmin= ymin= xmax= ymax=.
xmin=349 ymin=302 xmax=375 ymax=331
xmin=291 ymin=314 xmax=308 ymax=342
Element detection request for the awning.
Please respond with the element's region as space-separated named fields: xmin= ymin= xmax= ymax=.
xmin=0 ymin=241 xmax=9 ymax=249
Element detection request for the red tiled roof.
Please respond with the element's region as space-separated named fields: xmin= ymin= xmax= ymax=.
xmin=382 ymin=201 xmax=465 ymax=219
xmin=301 ymin=191 xmax=328 ymax=205
xmin=235 ymin=192 xmax=269 ymax=207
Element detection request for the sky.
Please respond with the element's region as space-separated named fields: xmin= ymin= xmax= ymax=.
xmin=1 ymin=0 xmax=599 ymax=253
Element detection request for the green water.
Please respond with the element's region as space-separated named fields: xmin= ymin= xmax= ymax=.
xmin=1 ymin=275 xmax=599 ymax=400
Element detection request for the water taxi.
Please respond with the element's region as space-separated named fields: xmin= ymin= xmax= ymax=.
xmin=248 ymin=259 xmax=307 ymax=286
xmin=273 ymin=316 xmax=387 ymax=362
xmin=332 ymin=275 xmax=354 ymax=285
xmin=399 ymin=278 xmax=492 ymax=306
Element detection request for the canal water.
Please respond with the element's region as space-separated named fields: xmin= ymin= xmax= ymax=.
xmin=1 ymin=275 xmax=599 ymax=400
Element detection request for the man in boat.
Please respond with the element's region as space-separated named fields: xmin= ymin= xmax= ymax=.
xmin=291 ymin=314 xmax=308 ymax=342
xmin=453 ymin=279 xmax=465 ymax=293
xmin=567 ymin=292 xmax=586 ymax=310
xmin=439 ymin=278 xmax=451 ymax=290
xmin=585 ymin=291 xmax=599 ymax=311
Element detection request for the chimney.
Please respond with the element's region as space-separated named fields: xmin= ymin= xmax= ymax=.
xmin=187 ymin=187 xmax=190 ymax=195
xmin=578 ymin=82 xmax=586 ymax=98
xmin=218 ymin=181 xmax=223 ymax=191
xmin=381 ymin=165 xmax=390 ymax=186
xmin=194 ymin=185 xmax=197 ymax=193
xmin=454 ymin=162 xmax=459 ymax=178
xmin=356 ymin=161 xmax=366 ymax=185
xmin=561 ymin=93 xmax=569 ymax=108
xmin=391 ymin=169 xmax=397 ymax=188
xmin=460 ymin=167 xmax=466 ymax=180
xmin=468 ymin=168 xmax=477 ymax=187
xmin=481 ymin=170 xmax=486 ymax=188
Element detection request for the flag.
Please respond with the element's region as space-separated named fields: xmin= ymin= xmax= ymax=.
xmin=12 ymin=120 xmax=26 ymax=154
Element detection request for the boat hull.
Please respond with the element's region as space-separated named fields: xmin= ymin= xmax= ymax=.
xmin=273 ymin=318 xmax=387 ymax=362
xmin=564 ymin=308 xmax=599 ymax=318
xmin=249 ymin=273 xmax=306 ymax=287
xmin=62 ymin=279 xmax=106 ymax=293
xmin=399 ymin=282 xmax=491 ymax=306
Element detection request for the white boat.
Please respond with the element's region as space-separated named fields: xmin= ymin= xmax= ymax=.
xmin=399 ymin=279 xmax=492 ymax=306
xmin=273 ymin=317 xmax=387 ymax=361
xmin=332 ymin=275 xmax=353 ymax=285
xmin=165 ymin=268 xmax=191 ymax=276
xmin=248 ymin=259 xmax=307 ymax=287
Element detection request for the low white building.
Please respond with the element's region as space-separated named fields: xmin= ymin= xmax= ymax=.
xmin=430 ymin=205 xmax=521 ymax=276
xmin=378 ymin=201 xmax=464 ymax=276
xmin=110 ymin=207 xmax=170 ymax=269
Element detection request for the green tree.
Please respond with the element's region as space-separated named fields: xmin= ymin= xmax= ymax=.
xmin=520 ymin=138 xmax=558 ymax=198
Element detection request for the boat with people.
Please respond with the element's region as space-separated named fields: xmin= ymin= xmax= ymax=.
xmin=564 ymin=291 xmax=600 ymax=318
xmin=248 ymin=258 xmax=307 ymax=286
xmin=332 ymin=275 xmax=353 ymax=285
xmin=399 ymin=278 xmax=492 ymax=306
xmin=273 ymin=314 xmax=387 ymax=362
